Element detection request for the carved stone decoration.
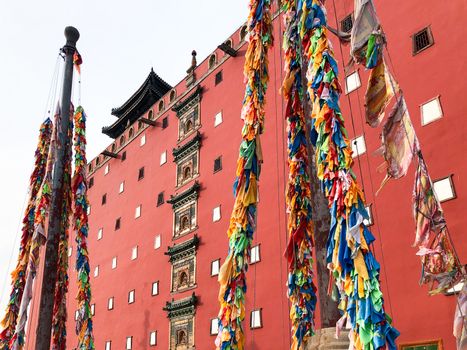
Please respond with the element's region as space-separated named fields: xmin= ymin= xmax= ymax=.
xmin=163 ymin=293 xmax=198 ymax=350
xmin=173 ymin=133 xmax=201 ymax=187
xmin=165 ymin=235 xmax=199 ymax=293
xmin=167 ymin=182 xmax=200 ymax=239
xmin=172 ymin=86 xmax=203 ymax=141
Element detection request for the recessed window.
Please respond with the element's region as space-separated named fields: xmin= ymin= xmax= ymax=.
xmin=345 ymin=71 xmax=361 ymax=93
xmin=138 ymin=167 xmax=145 ymax=181
xmin=119 ymin=181 xmax=125 ymax=194
xmin=212 ymin=206 xmax=221 ymax=222
xmin=208 ymin=54 xmax=217 ymax=69
xmin=211 ymin=259 xmax=220 ymax=276
xmin=152 ymin=281 xmax=159 ymax=296
xmin=102 ymin=193 xmax=107 ymax=205
xmin=214 ymin=111 xmax=223 ymax=127
xmin=224 ymin=39 xmax=233 ymax=48
xmin=154 ymin=235 xmax=161 ymax=249
xmin=250 ymin=309 xmax=262 ymax=329
xmin=121 ymin=151 xmax=127 ymax=161
xmin=129 ymin=127 xmax=134 ymax=138
xmin=88 ymin=163 xmax=93 ymax=173
xmin=115 ymin=217 xmax=121 ymax=231
xmin=170 ymin=89 xmax=177 ymax=102
xmin=214 ymin=157 xmax=222 ymax=173
xmin=421 ymin=96 xmax=443 ymax=125
xmin=119 ymin=135 xmax=125 ymax=147
xmin=104 ymin=164 xmax=110 ymax=175
xmin=210 ymin=318 xmax=219 ymax=335
xmin=412 ymin=26 xmax=434 ymax=55
xmin=160 ymin=151 xmax=167 ymax=165
xmin=91 ymin=303 xmax=95 ymax=316
xmin=433 ymin=175 xmax=456 ymax=202
xmin=97 ymin=228 xmax=103 ymax=240
xmin=135 ymin=205 xmax=142 ymax=219
xmin=140 ymin=134 xmax=146 ymax=146
xmin=107 ymin=297 xmax=114 ymax=310
xmin=158 ymin=100 xmax=165 ymax=112
xmin=138 ymin=120 xmax=143 ymax=131
xmin=88 ymin=177 xmax=94 ymax=188
xmin=111 ymin=143 xmax=116 ymax=152
xmin=87 ymin=205 xmax=91 ymax=216
xmin=149 ymin=331 xmax=157 ymax=346
xmin=157 ymin=192 xmax=164 ymax=206
xmin=148 ymin=109 xmax=154 ymax=120
xmin=250 ymin=245 xmax=260 ymax=264
xmin=340 ymin=14 xmax=353 ymax=33
xmin=96 ymin=156 xmax=101 ymax=166
xmin=126 ymin=336 xmax=133 ymax=350
xmin=215 ymin=71 xmax=223 ymax=85
xmin=94 ymin=266 xmax=99 ymax=277
xmin=112 ymin=257 xmax=117 ymax=269
xmin=131 ymin=246 xmax=138 ymax=260
xmin=351 ymin=135 xmax=366 ymax=157
xmin=128 ymin=290 xmax=135 ymax=304
xmin=363 ymin=205 xmax=374 ymax=226
xmin=162 ymin=117 xmax=169 ymax=129
xmin=68 ymin=247 xmax=72 ymax=257
xmin=240 ymin=25 xmax=247 ymax=42
xmin=105 ymin=341 xmax=111 ymax=350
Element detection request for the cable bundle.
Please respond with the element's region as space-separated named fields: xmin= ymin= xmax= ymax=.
xmin=300 ymin=1 xmax=399 ymax=348
xmin=282 ymin=1 xmax=317 ymax=349
xmin=216 ymin=1 xmax=273 ymax=349
xmin=72 ymin=107 xmax=95 ymax=349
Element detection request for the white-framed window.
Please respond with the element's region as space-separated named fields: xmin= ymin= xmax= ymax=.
xmin=112 ymin=257 xmax=117 ymax=269
xmin=75 ymin=310 xmax=79 ymax=320
xmin=140 ymin=134 xmax=146 ymax=146
xmin=345 ymin=71 xmax=361 ymax=93
xmin=160 ymin=151 xmax=167 ymax=165
xmin=149 ymin=331 xmax=157 ymax=346
xmin=94 ymin=265 xmax=99 ymax=277
xmin=87 ymin=205 xmax=91 ymax=216
xmin=91 ymin=303 xmax=95 ymax=316
xmin=212 ymin=206 xmax=221 ymax=222
xmin=214 ymin=111 xmax=223 ymax=127
xmin=119 ymin=181 xmax=125 ymax=194
xmin=104 ymin=164 xmax=110 ymax=175
xmin=433 ymin=175 xmax=456 ymax=202
xmin=421 ymin=96 xmax=443 ymax=125
xmin=363 ymin=204 xmax=374 ymax=226
xmin=154 ymin=235 xmax=161 ymax=249
xmin=351 ymin=135 xmax=366 ymax=157
xmin=210 ymin=318 xmax=219 ymax=335
xmin=135 ymin=205 xmax=142 ymax=218
xmin=68 ymin=247 xmax=72 ymax=257
xmin=97 ymin=228 xmax=103 ymax=240
xmin=105 ymin=341 xmax=111 ymax=350
xmin=128 ymin=290 xmax=135 ymax=304
xmin=250 ymin=309 xmax=262 ymax=329
xmin=250 ymin=245 xmax=261 ymax=264
xmin=107 ymin=297 xmax=114 ymax=310
xmin=131 ymin=246 xmax=138 ymax=260
xmin=211 ymin=259 xmax=220 ymax=276
xmin=126 ymin=336 xmax=132 ymax=350
xmin=152 ymin=281 xmax=159 ymax=296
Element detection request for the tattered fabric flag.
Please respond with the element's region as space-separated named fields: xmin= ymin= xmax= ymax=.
xmin=378 ymin=97 xmax=418 ymax=189
xmin=301 ymin=1 xmax=399 ymax=349
xmin=73 ymin=107 xmax=95 ymax=349
xmin=350 ymin=0 xmax=382 ymax=68
xmin=1 ymin=118 xmax=53 ymax=350
xmin=454 ymin=283 xmax=467 ymax=350
xmin=215 ymin=1 xmax=273 ymax=349
xmin=73 ymin=51 xmax=82 ymax=75
xmin=282 ymin=1 xmax=318 ymax=349
xmin=364 ymin=58 xmax=395 ymax=127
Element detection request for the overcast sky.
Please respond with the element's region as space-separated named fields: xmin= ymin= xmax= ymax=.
xmin=0 ymin=0 xmax=249 ymax=313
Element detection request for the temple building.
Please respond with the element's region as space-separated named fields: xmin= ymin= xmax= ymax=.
xmin=25 ymin=1 xmax=466 ymax=349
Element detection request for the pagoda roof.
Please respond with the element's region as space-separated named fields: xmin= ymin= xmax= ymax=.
xmin=102 ymin=69 xmax=172 ymax=138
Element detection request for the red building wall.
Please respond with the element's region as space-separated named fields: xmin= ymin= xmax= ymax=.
xmin=26 ymin=1 xmax=465 ymax=349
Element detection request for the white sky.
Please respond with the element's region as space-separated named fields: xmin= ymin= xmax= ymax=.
xmin=0 ymin=0 xmax=249 ymax=313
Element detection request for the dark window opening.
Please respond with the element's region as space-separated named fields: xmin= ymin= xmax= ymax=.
xmin=121 ymin=151 xmax=127 ymax=162
xmin=138 ymin=167 xmax=145 ymax=181
xmin=162 ymin=117 xmax=168 ymax=129
xmin=214 ymin=157 xmax=222 ymax=173
xmin=340 ymin=14 xmax=353 ymax=33
xmin=102 ymin=193 xmax=107 ymax=205
xmin=413 ymin=27 xmax=434 ymax=55
xmin=176 ymin=330 xmax=187 ymax=346
xmin=215 ymin=71 xmax=223 ymax=85
xmin=157 ymin=192 xmax=164 ymax=206
xmin=183 ymin=166 xmax=192 ymax=180
xmin=185 ymin=119 xmax=193 ymax=133
xmin=88 ymin=177 xmax=94 ymax=188
xmin=115 ymin=217 xmax=121 ymax=231
xmin=119 ymin=135 xmax=125 ymax=146
xmin=129 ymin=128 xmax=134 ymax=138
xmin=181 ymin=215 xmax=190 ymax=231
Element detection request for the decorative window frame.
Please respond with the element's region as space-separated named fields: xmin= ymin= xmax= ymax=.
xmin=173 ymin=132 xmax=201 ymax=188
xmin=167 ymin=182 xmax=200 ymax=239
xmin=172 ymin=86 xmax=203 ymax=142
xmin=399 ymin=338 xmax=443 ymax=350
xmin=163 ymin=293 xmax=198 ymax=350
xmin=165 ymin=235 xmax=199 ymax=293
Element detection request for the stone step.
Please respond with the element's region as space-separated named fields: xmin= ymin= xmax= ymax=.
xmin=306 ymin=327 xmax=350 ymax=350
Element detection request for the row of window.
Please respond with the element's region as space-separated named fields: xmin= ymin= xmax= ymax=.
xmin=102 ymin=309 xmax=262 ymax=350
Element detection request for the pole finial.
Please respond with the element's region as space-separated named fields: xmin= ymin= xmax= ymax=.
xmin=64 ymin=26 xmax=80 ymax=48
